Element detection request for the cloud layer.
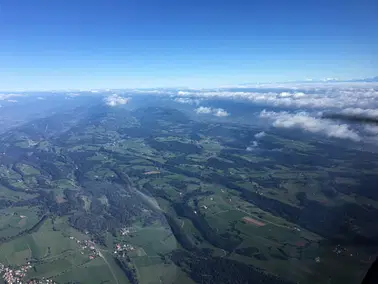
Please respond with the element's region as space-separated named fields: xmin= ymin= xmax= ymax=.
xmin=104 ymin=94 xmax=130 ymax=106
xmin=259 ymin=110 xmax=361 ymax=141
xmin=173 ymin=83 xmax=378 ymax=142
xmin=176 ymin=84 xmax=378 ymax=110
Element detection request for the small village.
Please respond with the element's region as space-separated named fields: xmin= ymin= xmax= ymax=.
xmin=113 ymin=227 xmax=138 ymax=257
xmin=113 ymin=242 xmax=135 ymax=257
xmin=68 ymin=236 xmax=100 ymax=260
xmin=0 ymin=262 xmax=56 ymax=284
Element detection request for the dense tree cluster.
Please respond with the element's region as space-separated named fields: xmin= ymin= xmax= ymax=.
xmin=114 ymin=257 xmax=139 ymax=284
xmin=171 ymin=250 xmax=294 ymax=284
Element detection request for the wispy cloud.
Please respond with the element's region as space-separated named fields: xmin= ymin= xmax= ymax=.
xmin=174 ymin=97 xmax=200 ymax=105
xmin=341 ymin=108 xmax=378 ymax=118
xmin=254 ymin=131 xmax=266 ymax=139
xmin=364 ymin=125 xmax=378 ymax=135
xmin=0 ymin=93 xmax=25 ymax=100
xmin=246 ymin=141 xmax=259 ymax=151
xmin=66 ymin=93 xmax=80 ymax=97
xmin=195 ymin=106 xmax=229 ymax=117
xmin=104 ymin=94 xmax=130 ymax=106
xmin=7 ymin=99 xmax=18 ymax=103
xmin=259 ymin=110 xmax=361 ymax=141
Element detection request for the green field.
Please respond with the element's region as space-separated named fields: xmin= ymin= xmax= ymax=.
xmin=0 ymin=206 xmax=40 ymax=239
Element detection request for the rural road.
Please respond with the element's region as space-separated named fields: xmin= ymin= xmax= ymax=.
xmin=98 ymin=249 xmax=119 ymax=284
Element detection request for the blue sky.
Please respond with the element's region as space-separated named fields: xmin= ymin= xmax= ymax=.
xmin=0 ymin=0 xmax=377 ymax=90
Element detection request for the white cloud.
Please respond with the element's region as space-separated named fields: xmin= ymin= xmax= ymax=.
xmin=104 ymin=94 xmax=130 ymax=107
xmin=195 ymin=106 xmax=229 ymax=117
xmin=174 ymin=84 xmax=378 ymax=110
xmin=213 ymin=108 xmax=229 ymax=117
xmin=0 ymin=93 xmax=24 ymax=100
xmin=195 ymin=106 xmax=212 ymax=114
xmin=7 ymin=99 xmax=18 ymax=103
xmin=37 ymin=97 xmax=45 ymax=100
xmin=254 ymin=131 xmax=266 ymax=139
xmin=246 ymin=141 xmax=258 ymax=151
xmin=342 ymin=108 xmax=378 ymax=118
xmin=259 ymin=110 xmax=361 ymax=141
xmin=174 ymin=97 xmax=200 ymax=105
xmin=66 ymin=93 xmax=80 ymax=97
xmin=177 ymin=91 xmax=191 ymax=96
xmin=323 ymin=77 xmax=339 ymax=82
xmin=173 ymin=84 xmax=378 ymax=143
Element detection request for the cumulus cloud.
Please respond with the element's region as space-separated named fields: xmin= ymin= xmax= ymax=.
xmin=254 ymin=131 xmax=266 ymax=139
xmin=213 ymin=108 xmax=229 ymax=117
xmin=177 ymin=91 xmax=191 ymax=96
xmin=259 ymin=110 xmax=361 ymax=141
xmin=104 ymin=94 xmax=130 ymax=107
xmin=195 ymin=106 xmax=212 ymax=114
xmin=195 ymin=106 xmax=229 ymax=117
xmin=246 ymin=141 xmax=259 ymax=151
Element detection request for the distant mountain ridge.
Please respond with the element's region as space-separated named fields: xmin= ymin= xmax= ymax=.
xmin=348 ymin=76 xmax=378 ymax=82
xmin=299 ymin=76 xmax=378 ymax=83
xmin=237 ymin=76 xmax=378 ymax=86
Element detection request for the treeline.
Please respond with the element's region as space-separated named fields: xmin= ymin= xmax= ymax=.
xmin=164 ymin=213 xmax=196 ymax=251
xmin=114 ymin=256 xmax=139 ymax=284
xmin=0 ymin=215 xmax=47 ymax=244
xmin=171 ymin=250 xmax=294 ymax=284
xmin=0 ymin=177 xmax=28 ymax=193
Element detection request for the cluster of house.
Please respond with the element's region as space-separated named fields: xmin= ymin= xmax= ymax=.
xmin=69 ymin=237 xmax=99 ymax=260
xmin=120 ymin=227 xmax=135 ymax=236
xmin=333 ymin=245 xmax=354 ymax=257
xmin=114 ymin=243 xmax=135 ymax=257
xmin=0 ymin=262 xmax=56 ymax=284
xmin=0 ymin=262 xmax=32 ymax=283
